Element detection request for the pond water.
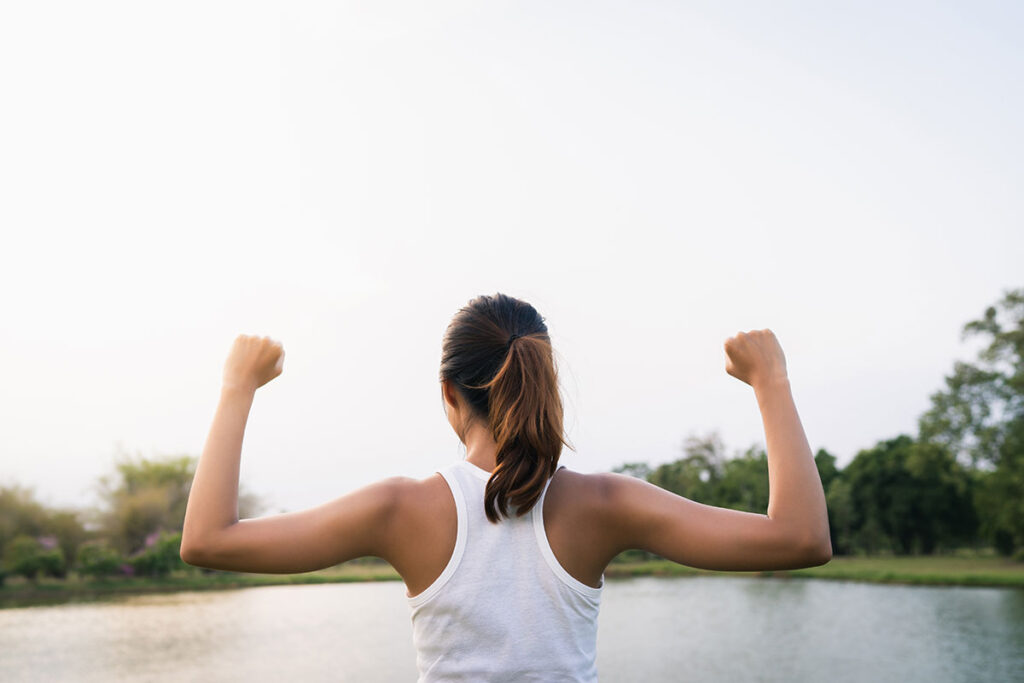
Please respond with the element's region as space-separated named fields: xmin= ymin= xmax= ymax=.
xmin=1 ymin=576 xmax=1022 ymax=681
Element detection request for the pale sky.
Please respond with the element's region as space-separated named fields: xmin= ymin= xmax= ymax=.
xmin=1 ymin=1 xmax=1022 ymax=514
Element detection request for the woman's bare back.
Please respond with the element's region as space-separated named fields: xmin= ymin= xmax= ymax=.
xmin=392 ymin=469 xmax=611 ymax=597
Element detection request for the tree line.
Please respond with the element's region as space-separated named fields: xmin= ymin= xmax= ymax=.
xmin=615 ymin=287 xmax=1024 ymax=560
xmin=0 ymin=455 xmax=264 ymax=584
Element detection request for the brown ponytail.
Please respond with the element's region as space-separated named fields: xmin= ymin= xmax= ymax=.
xmin=439 ymin=293 xmax=571 ymax=522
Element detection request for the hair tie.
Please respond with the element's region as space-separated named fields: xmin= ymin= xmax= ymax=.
xmin=508 ymin=333 xmax=521 ymax=345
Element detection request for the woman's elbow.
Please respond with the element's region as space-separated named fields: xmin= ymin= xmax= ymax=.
xmin=797 ymin=535 xmax=833 ymax=567
xmin=179 ymin=542 xmax=202 ymax=567
xmin=180 ymin=535 xmax=215 ymax=568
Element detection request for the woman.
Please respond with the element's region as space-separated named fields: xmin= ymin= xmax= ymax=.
xmin=181 ymin=292 xmax=831 ymax=681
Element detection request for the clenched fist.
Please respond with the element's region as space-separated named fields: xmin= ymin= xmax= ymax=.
xmin=724 ymin=329 xmax=788 ymax=389
xmin=223 ymin=334 xmax=285 ymax=392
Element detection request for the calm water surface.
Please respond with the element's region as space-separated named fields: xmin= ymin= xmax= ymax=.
xmin=2 ymin=576 xmax=1022 ymax=682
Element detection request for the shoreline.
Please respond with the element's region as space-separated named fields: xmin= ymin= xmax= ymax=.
xmin=3 ymin=555 xmax=1022 ymax=609
xmin=605 ymin=556 xmax=1024 ymax=588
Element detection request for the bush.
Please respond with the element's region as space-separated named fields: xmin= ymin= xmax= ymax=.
xmin=2 ymin=535 xmax=65 ymax=579
xmin=38 ymin=548 xmax=66 ymax=578
xmin=129 ymin=531 xmax=187 ymax=577
xmin=76 ymin=541 xmax=124 ymax=578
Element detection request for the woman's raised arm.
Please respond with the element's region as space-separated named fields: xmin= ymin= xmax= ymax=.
xmin=179 ymin=335 xmax=407 ymax=573
xmin=598 ymin=329 xmax=832 ymax=571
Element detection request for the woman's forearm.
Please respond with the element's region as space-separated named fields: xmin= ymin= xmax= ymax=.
xmin=182 ymin=385 xmax=255 ymax=550
xmin=754 ymin=377 xmax=830 ymax=552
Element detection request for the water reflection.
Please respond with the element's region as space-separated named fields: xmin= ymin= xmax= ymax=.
xmin=1 ymin=577 xmax=1022 ymax=682
xmin=0 ymin=582 xmax=418 ymax=682
xmin=596 ymin=577 xmax=1024 ymax=683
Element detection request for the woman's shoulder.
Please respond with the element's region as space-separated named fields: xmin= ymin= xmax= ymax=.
xmin=543 ymin=467 xmax=639 ymax=585
xmin=547 ymin=468 xmax=671 ymax=534
xmin=547 ymin=467 xmax=630 ymax=516
xmin=553 ymin=466 xmax=637 ymax=493
xmin=385 ymin=472 xmax=453 ymax=511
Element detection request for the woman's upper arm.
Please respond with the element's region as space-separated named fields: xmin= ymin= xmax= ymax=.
xmin=600 ymin=473 xmax=831 ymax=571
xmin=180 ymin=477 xmax=412 ymax=574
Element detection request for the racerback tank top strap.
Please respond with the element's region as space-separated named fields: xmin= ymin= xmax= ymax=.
xmin=406 ymin=462 xmax=468 ymax=608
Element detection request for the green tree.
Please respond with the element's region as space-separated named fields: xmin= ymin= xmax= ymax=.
xmin=42 ymin=509 xmax=89 ymax=572
xmin=918 ymin=287 xmax=1024 ymax=554
xmin=972 ymin=417 xmax=1024 ymax=556
xmin=824 ymin=476 xmax=854 ymax=554
xmin=3 ymin=535 xmax=45 ymax=580
xmin=95 ymin=452 xmax=265 ymax=555
xmin=38 ymin=546 xmax=67 ymax=578
xmin=0 ymin=485 xmax=88 ymax=571
xmin=842 ymin=435 xmax=975 ymax=554
xmin=814 ymin=448 xmax=844 ymax=553
xmin=129 ymin=531 xmax=187 ymax=577
xmin=76 ymin=541 xmax=124 ymax=578
xmin=814 ymin=449 xmax=840 ymax=492
xmin=0 ymin=485 xmax=49 ymax=554
xmin=647 ymin=432 xmax=727 ymax=503
xmin=713 ymin=445 xmax=769 ymax=513
xmin=844 ymin=437 xmax=914 ymax=553
xmin=905 ymin=440 xmax=978 ymax=552
xmin=2 ymin=535 xmax=65 ymax=580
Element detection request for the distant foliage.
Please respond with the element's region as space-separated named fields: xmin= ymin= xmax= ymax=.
xmin=95 ymin=454 xmax=197 ymax=555
xmin=39 ymin=548 xmax=67 ymax=579
xmin=76 ymin=541 xmax=124 ymax=578
xmin=0 ymin=486 xmax=47 ymax=552
xmin=715 ymin=447 xmax=770 ymax=513
xmin=615 ymin=432 xmax=978 ymax=558
xmin=95 ymin=451 xmax=266 ymax=556
xmin=918 ymin=287 xmax=1024 ymax=555
xmin=647 ymin=432 xmax=727 ymax=504
xmin=827 ymin=436 xmax=975 ymax=554
xmin=0 ymin=486 xmax=87 ymax=569
xmin=128 ymin=531 xmax=187 ymax=577
xmin=2 ymin=452 xmax=265 ymax=579
xmin=638 ymin=433 xmax=770 ymax=515
xmin=2 ymin=535 xmax=66 ymax=580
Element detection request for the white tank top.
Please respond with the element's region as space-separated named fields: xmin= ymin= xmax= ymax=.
xmin=408 ymin=460 xmax=604 ymax=682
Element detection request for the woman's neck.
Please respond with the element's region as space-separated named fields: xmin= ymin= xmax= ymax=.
xmin=461 ymin=420 xmax=498 ymax=472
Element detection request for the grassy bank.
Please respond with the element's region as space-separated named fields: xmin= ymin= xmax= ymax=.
xmin=0 ymin=563 xmax=403 ymax=609
xmin=3 ymin=555 xmax=1022 ymax=608
xmin=607 ymin=554 xmax=1024 ymax=588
